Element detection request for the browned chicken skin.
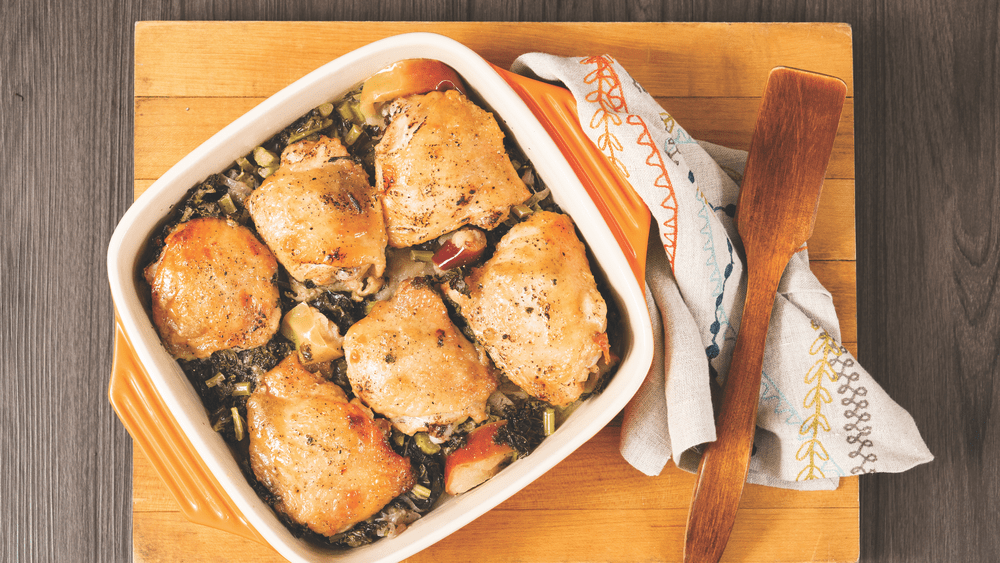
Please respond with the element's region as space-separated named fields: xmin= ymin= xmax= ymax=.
xmin=444 ymin=211 xmax=612 ymax=406
xmin=374 ymin=90 xmax=531 ymax=248
xmin=248 ymin=136 xmax=387 ymax=298
xmin=246 ymin=355 xmax=415 ymax=536
xmin=344 ymin=278 xmax=498 ymax=437
xmin=144 ymin=216 xmax=281 ymax=360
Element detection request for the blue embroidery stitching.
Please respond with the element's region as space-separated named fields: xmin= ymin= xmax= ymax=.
xmin=696 ymin=190 xmax=737 ymax=365
xmin=759 ymin=371 xmax=804 ymax=426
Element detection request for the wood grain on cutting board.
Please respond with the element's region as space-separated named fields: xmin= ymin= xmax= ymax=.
xmin=132 ymin=21 xmax=858 ymax=563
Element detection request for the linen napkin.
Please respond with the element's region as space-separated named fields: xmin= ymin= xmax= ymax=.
xmin=512 ymin=54 xmax=933 ymax=489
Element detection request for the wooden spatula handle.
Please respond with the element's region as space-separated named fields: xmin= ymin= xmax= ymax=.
xmin=684 ymin=259 xmax=786 ymax=563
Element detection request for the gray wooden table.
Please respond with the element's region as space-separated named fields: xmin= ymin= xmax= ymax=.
xmin=2 ymin=1 xmax=996 ymax=562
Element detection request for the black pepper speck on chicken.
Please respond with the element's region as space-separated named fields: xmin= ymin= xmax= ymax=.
xmin=247 ymin=355 xmax=415 ymax=536
xmin=344 ymin=278 xmax=498 ymax=437
xmin=374 ymin=90 xmax=531 ymax=248
xmin=144 ymin=216 xmax=282 ymax=360
xmin=248 ymin=136 xmax=387 ymax=299
xmin=443 ymin=211 xmax=614 ymax=406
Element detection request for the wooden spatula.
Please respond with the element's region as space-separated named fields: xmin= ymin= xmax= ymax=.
xmin=683 ymin=67 xmax=847 ymax=563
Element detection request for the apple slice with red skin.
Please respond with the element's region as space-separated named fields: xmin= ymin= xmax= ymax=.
xmin=444 ymin=420 xmax=515 ymax=495
xmin=432 ymin=227 xmax=488 ymax=270
xmin=359 ymin=59 xmax=466 ymax=125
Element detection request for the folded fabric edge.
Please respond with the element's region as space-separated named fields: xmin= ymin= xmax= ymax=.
xmin=618 ymin=284 xmax=672 ymax=476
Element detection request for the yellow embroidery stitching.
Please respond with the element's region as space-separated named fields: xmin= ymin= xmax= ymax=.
xmin=660 ymin=111 xmax=676 ymax=135
xmin=796 ymin=322 xmax=840 ymax=480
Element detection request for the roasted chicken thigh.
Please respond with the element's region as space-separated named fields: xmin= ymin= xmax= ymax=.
xmin=374 ymin=90 xmax=531 ymax=247
xmin=344 ymin=278 xmax=498 ymax=437
xmin=144 ymin=216 xmax=281 ymax=360
xmin=246 ymin=355 xmax=415 ymax=536
xmin=248 ymin=135 xmax=387 ymax=298
xmin=444 ymin=211 xmax=612 ymax=406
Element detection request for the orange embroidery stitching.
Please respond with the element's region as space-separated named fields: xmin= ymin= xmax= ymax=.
xmin=627 ymin=114 xmax=678 ymax=264
xmin=580 ymin=56 xmax=680 ymax=268
xmin=581 ymin=56 xmax=629 ymax=177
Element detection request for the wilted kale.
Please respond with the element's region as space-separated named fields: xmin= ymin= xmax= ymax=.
xmin=494 ymin=399 xmax=549 ymax=457
xmin=391 ymin=436 xmax=445 ymax=512
xmin=179 ymin=337 xmax=293 ymax=440
xmin=308 ymin=291 xmax=366 ymax=335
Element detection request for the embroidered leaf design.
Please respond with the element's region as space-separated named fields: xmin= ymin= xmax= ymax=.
xmin=795 ymin=439 xmax=831 ymax=480
xmin=799 ymin=413 xmax=832 ymax=436
xmin=797 ymin=329 xmax=837 ymax=481
xmin=796 ymin=463 xmax=827 ymax=481
xmin=581 ymin=56 xmax=629 ymax=179
xmin=803 ymin=384 xmax=833 ymax=409
xmin=796 ymin=438 xmax=830 ymax=461
xmin=805 ymin=360 xmax=836 ymax=384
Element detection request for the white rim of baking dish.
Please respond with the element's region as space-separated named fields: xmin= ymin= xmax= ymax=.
xmin=108 ymin=32 xmax=653 ymax=563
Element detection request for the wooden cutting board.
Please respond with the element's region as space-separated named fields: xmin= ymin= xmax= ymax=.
xmin=131 ymin=21 xmax=858 ymax=563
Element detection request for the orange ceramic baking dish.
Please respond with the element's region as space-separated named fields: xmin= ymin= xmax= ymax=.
xmin=108 ymin=32 xmax=653 ymax=563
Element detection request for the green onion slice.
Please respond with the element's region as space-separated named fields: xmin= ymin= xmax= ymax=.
xmin=288 ymin=120 xmax=327 ymax=144
xmin=232 ymin=382 xmax=252 ymax=396
xmin=236 ymin=156 xmax=255 ymax=173
xmin=410 ymin=249 xmax=434 ymax=262
xmin=218 ymin=193 xmax=237 ymax=215
xmin=344 ymin=124 xmax=364 ymax=146
xmin=337 ymin=101 xmax=356 ymax=122
xmin=253 ymin=146 xmax=277 ymax=167
xmin=414 ymin=432 xmax=441 ymax=455
xmin=212 ymin=413 xmax=229 ymax=432
xmin=205 ymin=373 xmax=225 ymax=388
xmin=412 ymin=484 xmax=432 ymax=500
xmin=512 ymin=204 xmax=534 ymax=220
xmin=543 ymin=407 xmax=555 ymax=436
xmin=232 ymin=407 xmax=244 ymax=442
xmin=523 ymin=187 xmax=551 ymax=208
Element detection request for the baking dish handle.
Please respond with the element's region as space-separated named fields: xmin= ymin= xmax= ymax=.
xmin=493 ymin=65 xmax=649 ymax=287
xmin=108 ymin=317 xmax=266 ymax=545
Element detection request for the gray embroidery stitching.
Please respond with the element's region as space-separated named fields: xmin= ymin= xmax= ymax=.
xmin=830 ymin=348 xmax=877 ymax=474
